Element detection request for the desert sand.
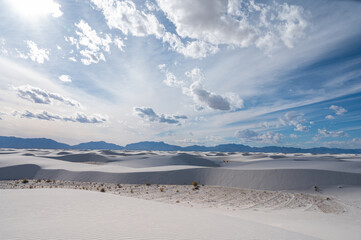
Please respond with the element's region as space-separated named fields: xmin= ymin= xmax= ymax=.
xmin=1 ymin=149 xmax=361 ymax=239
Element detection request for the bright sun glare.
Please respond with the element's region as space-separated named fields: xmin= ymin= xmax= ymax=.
xmin=8 ymin=0 xmax=63 ymax=19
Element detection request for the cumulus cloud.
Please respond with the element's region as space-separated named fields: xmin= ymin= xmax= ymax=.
xmin=14 ymin=85 xmax=81 ymax=107
xmin=158 ymin=64 xmax=185 ymax=88
xmin=162 ymin=32 xmax=219 ymax=58
xmin=157 ymin=0 xmax=307 ymax=51
xmin=14 ymin=110 xmax=107 ymax=124
xmin=66 ymin=20 xmax=125 ymax=65
xmin=317 ymin=128 xmax=348 ymax=138
xmin=159 ymin=66 xmax=243 ymax=111
xmin=330 ymin=105 xmax=347 ymax=115
xmin=90 ymin=0 xmax=221 ymax=58
xmin=190 ymin=82 xmax=231 ymax=110
xmin=17 ymin=41 xmax=50 ymax=64
xmin=235 ymin=129 xmax=283 ymax=144
xmin=279 ymin=111 xmax=309 ymax=132
xmin=325 ymin=115 xmax=335 ymax=120
xmin=58 ymin=75 xmax=72 ymax=83
xmin=133 ymin=107 xmax=187 ymax=124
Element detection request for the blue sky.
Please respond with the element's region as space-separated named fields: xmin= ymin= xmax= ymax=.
xmin=0 ymin=0 xmax=360 ymax=148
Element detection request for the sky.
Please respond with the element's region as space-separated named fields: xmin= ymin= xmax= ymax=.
xmin=0 ymin=0 xmax=360 ymax=148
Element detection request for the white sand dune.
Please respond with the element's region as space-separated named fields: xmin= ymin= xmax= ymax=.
xmin=0 ymin=149 xmax=361 ymax=239
xmin=0 ymin=149 xmax=361 ymax=190
xmin=0 ymin=189 xmax=319 ymax=240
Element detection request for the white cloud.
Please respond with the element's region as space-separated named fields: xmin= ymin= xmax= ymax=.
xmin=113 ymin=37 xmax=125 ymax=51
xmin=71 ymin=20 xmax=112 ymax=65
xmin=68 ymin=57 xmax=77 ymax=62
xmin=90 ymin=0 xmax=223 ymax=58
xmin=66 ymin=20 xmax=126 ymax=65
xmin=323 ymin=138 xmax=361 ymax=149
xmin=290 ymin=134 xmax=298 ymax=139
xmin=157 ymin=0 xmax=307 ymax=51
xmin=235 ymin=129 xmax=283 ymax=144
xmin=14 ymin=110 xmax=107 ymax=124
xmin=145 ymin=0 xmax=159 ymax=12
xmin=0 ymin=38 xmax=8 ymax=55
xmin=133 ymin=107 xmax=187 ymax=124
xmin=162 ymin=32 xmax=219 ymax=58
xmin=18 ymin=41 xmax=50 ymax=64
xmin=317 ymin=128 xmax=348 ymax=138
xmin=325 ymin=114 xmax=335 ymax=120
xmin=279 ymin=111 xmax=309 ymax=132
xmin=14 ymin=85 xmax=81 ymax=107
xmin=58 ymin=75 xmax=72 ymax=83
xmin=159 ymin=66 xmax=243 ymax=111
xmin=158 ymin=64 xmax=184 ymax=87
xmin=190 ymin=82 xmax=231 ymax=111
xmin=330 ymin=105 xmax=347 ymax=115
xmin=91 ymin=0 xmax=164 ymax=37
xmin=186 ymin=68 xmax=242 ymax=110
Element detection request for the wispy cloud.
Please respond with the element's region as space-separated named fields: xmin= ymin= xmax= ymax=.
xmin=14 ymin=110 xmax=107 ymax=124
xmin=235 ymin=129 xmax=283 ymax=144
xmin=316 ymin=128 xmax=348 ymax=138
xmin=134 ymin=107 xmax=187 ymax=124
xmin=14 ymin=85 xmax=81 ymax=107
xmin=330 ymin=105 xmax=347 ymax=115
xmin=58 ymin=75 xmax=72 ymax=83
xmin=17 ymin=41 xmax=50 ymax=64
xmin=65 ymin=20 xmax=125 ymax=65
xmin=279 ymin=111 xmax=309 ymax=132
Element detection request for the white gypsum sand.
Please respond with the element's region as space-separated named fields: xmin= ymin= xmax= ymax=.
xmin=0 ymin=149 xmax=361 ymax=239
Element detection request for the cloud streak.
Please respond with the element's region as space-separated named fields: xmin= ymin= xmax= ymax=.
xmin=17 ymin=41 xmax=50 ymax=64
xmin=14 ymin=110 xmax=107 ymax=124
xmin=235 ymin=129 xmax=283 ymax=144
xmin=134 ymin=107 xmax=187 ymax=124
xmin=14 ymin=85 xmax=81 ymax=107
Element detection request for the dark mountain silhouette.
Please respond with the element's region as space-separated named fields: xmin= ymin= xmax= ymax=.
xmin=0 ymin=136 xmax=71 ymax=149
xmin=1 ymin=136 xmax=361 ymax=154
xmin=125 ymin=141 xmax=181 ymax=151
xmin=72 ymin=141 xmax=124 ymax=150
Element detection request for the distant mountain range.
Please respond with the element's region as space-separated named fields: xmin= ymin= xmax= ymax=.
xmin=1 ymin=136 xmax=360 ymax=154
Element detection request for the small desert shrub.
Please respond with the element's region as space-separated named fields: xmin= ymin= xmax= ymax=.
xmin=192 ymin=181 xmax=198 ymax=187
xmin=22 ymin=178 xmax=29 ymax=184
xmin=192 ymin=186 xmax=199 ymax=191
xmin=146 ymin=182 xmax=151 ymax=186
xmin=29 ymin=185 xmax=33 ymax=189
xmin=46 ymin=179 xmax=52 ymax=183
xmin=130 ymin=189 xmax=134 ymax=193
xmin=313 ymin=186 xmax=318 ymax=192
xmin=176 ymin=200 xmax=180 ymax=203
xmin=100 ymin=188 xmax=105 ymax=192
xmin=160 ymin=187 xmax=164 ymax=192
xmin=176 ymin=190 xmax=179 ymax=193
